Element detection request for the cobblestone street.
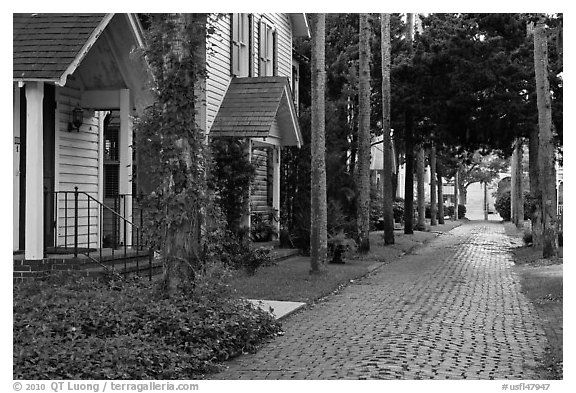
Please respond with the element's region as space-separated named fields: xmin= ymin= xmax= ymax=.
xmin=213 ymin=221 xmax=549 ymax=380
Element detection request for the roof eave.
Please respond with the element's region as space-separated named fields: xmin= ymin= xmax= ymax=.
xmin=289 ymin=14 xmax=310 ymax=38
xmin=56 ymin=13 xmax=115 ymax=86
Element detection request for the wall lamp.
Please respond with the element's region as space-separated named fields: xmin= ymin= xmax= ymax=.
xmin=68 ymin=107 xmax=84 ymax=132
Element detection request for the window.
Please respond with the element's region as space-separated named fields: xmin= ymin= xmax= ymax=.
xmin=231 ymin=13 xmax=251 ymax=77
xmin=259 ymin=20 xmax=277 ymax=76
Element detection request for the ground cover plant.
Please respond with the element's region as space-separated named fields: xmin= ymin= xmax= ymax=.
xmin=13 ymin=271 xmax=281 ymax=380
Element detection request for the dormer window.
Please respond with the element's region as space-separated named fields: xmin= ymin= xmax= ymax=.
xmin=231 ymin=13 xmax=252 ymax=77
xmin=259 ymin=19 xmax=277 ymax=76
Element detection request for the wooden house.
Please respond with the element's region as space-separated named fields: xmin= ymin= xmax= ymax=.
xmin=13 ymin=13 xmax=308 ymax=271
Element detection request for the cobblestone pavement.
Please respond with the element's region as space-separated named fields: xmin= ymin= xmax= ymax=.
xmin=213 ymin=221 xmax=548 ymax=380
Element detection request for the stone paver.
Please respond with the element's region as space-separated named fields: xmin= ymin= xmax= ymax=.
xmin=212 ymin=222 xmax=548 ymax=380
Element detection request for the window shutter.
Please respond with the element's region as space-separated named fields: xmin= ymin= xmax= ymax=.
xmin=231 ymin=14 xmax=239 ymax=76
xmin=248 ymin=14 xmax=253 ymax=76
xmin=272 ymin=29 xmax=278 ymax=76
xmin=259 ymin=20 xmax=265 ymax=76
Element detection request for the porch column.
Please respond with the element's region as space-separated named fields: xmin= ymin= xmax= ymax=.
xmin=25 ymin=82 xmax=44 ymax=260
xmin=119 ymin=89 xmax=133 ymax=246
xmin=272 ymin=145 xmax=281 ymax=235
xmin=13 ymin=85 xmax=21 ymax=251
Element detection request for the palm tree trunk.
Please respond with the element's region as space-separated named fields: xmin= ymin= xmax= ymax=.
xmin=357 ymin=13 xmax=371 ymax=252
xmin=381 ymin=13 xmax=395 ymax=244
xmin=533 ymin=21 xmax=558 ymax=258
xmin=310 ymin=13 xmax=328 ymax=272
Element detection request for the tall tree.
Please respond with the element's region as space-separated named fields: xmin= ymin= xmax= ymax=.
xmin=310 ymin=14 xmax=328 ymax=272
xmin=357 ymin=13 xmax=371 ymax=252
xmin=533 ymin=20 xmax=558 ymax=258
xmin=381 ymin=13 xmax=395 ymax=244
xmin=403 ymin=13 xmax=415 ymax=234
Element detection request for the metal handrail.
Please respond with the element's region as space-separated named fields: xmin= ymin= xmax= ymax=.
xmin=47 ymin=188 xmax=153 ymax=280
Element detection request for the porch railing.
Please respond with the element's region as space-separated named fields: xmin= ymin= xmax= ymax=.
xmin=45 ymin=188 xmax=154 ymax=279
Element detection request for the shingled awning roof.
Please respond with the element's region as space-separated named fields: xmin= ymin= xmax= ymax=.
xmin=13 ymin=13 xmax=113 ymax=85
xmin=210 ymin=77 xmax=302 ymax=147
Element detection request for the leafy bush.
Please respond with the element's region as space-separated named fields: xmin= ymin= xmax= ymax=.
xmin=446 ymin=204 xmax=467 ymax=219
xmin=494 ymin=190 xmax=533 ymax=222
xmin=250 ymin=211 xmax=278 ymax=242
xmin=13 ymin=276 xmax=282 ymax=379
xmin=209 ymin=228 xmax=272 ymax=275
xmin=393 ymin=198 xmax=405 ymax=223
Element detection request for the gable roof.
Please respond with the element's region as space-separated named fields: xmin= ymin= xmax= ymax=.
xmin=13 ymin=13 xmax=144 ymax=86
xmin=210 ymin=77 xmax=302 ymax=147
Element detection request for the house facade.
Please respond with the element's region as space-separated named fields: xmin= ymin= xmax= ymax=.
xmin=13 ymin=13 xmax=151 ymax=261
xmin=203 ymin=13 xmax=309 ymax=231
xmin=13 ymin=13 xmax=308 ymax=262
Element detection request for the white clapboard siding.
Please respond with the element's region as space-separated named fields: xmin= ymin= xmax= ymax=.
xmin=55 ymin=82 xmax=101 ymax=247
xmin=205 ymin=13 xmax=294 ymax=132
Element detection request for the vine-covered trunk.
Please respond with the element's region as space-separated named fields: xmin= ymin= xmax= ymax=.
xmin=534 ymin=21 xmax=558 ymax=258
xmin=357 ymin=13 xmax=371 ymax=252
xmin=430 ymin=144 xmax=437 ymax=226
xmin=381 ymin=13 xmax=395 ymax=244
xmin=310 ymin=13 xmax=328 ymax=272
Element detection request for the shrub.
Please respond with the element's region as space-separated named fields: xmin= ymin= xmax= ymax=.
xmin=13 ymin=277 xmax=282 ymax=379
xmin=393 ymin=199 xmax=405 ymax=223
xmin=494 ymin=190 xmax=534 ymax=222
xmin=250 ymin=211 xmax=278 ymax=242
xmin=446 ymin=204 xmax=466 ymax=219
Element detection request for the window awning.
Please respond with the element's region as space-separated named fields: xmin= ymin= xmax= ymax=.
xmin=210 ymin=77 xmax=303 ymax=148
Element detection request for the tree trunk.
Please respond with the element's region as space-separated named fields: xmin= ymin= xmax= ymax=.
xmin=437 ymin=164 xmax=445 ymax=224
xmin=403 ymin=13 xmax=415 ymax=235
xmin=310 ymin=13 xmax=328 ymax=273
xmin=161 ymin=13 xmax=202 ymax=295
xmin=430 ymin=144 xmax=437 ymax=226
xmin=534 ymin=21 xmax=558 ymax=258
xmin=511 ymin=138 xmax=524 ymax=228
xmin=381 ymin=13 xmax=395 ymax=244
xmin=416 ymin=146 xmax=426 ymax=229
xmin=357 ymin=13 xmax=371 ymax=252
xmin=453 ymin=169 xmax=459 ymax=221
xmin=529 ymin=125 xmax=543 ymax=248
xmin=483 ymin=181 xmax=489 ymax=221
